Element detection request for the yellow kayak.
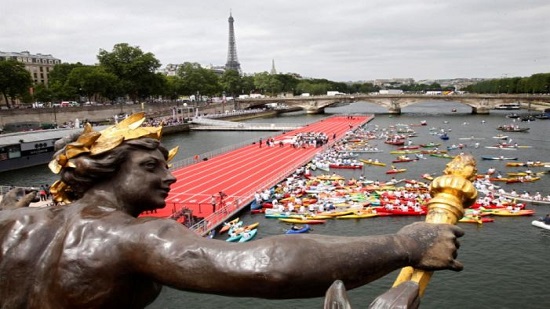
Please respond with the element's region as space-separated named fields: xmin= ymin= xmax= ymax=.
xmin=219 ymin=217 xmax=240 ymax=234
xmin=506 ymin=172 xmax=546 ymax=177
xmin=317 ymin=210 xmax=355 ymax=217
xmin=336 ymin=213 xmax=378 ymax=219
xmin=230 ymin=222 xmax=259 ymax=235
xmin=389 ymin=150 xmax=421 ymax=154
xmin=289 ymin=214 xmax=333 ymax=220
xmin=490 ymin=209 xmax=535 ymax=216
xmin=359 ymin=159 xmax=386 ymax=167
xmin=279 ymin=218 xmax=327 ymax=224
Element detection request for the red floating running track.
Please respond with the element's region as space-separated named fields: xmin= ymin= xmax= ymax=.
xmin=144 ymin=115 xmax=373 ymax=228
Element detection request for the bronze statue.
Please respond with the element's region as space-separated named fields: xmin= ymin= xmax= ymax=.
xmin=0 ymin=187 xmax=38 ymax=210
xmin=0 ymin=113 xmax=465 ymax=308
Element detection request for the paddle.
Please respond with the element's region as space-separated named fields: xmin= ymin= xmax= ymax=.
xmin=392 ymin=154 xmax=478 ymax=296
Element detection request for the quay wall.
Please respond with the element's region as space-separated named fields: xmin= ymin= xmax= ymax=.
xmin=0 ymin=107 xmax=281 ymax=136
xmin=0 ymin=103 xmax=279 ymax=128
xmin=0 ymin=103 xmax=174 ymax=126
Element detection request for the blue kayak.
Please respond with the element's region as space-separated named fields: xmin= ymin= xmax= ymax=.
xmin=238 ymin=229 xmax=258 ymax=242
xmin=226 ymin=233 xmax=243 ymax=242
xmin=285 ymin=224 xmax=311 ymax=234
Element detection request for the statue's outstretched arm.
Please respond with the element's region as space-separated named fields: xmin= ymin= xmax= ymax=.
xmin=124 ymin=218 xmax=461 ymax=299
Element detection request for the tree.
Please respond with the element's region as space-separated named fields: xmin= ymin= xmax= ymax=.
xmin=358 ymin=82 xmax=380 ymax=94
xmin=253 ymin=72 xmax=283 ymax=96
xmin=0 ymin=60 xmax=33 ymax=108
xmin=97 ymin=43 xmax=162 ymax=102
xmin=273 ymin=74 xmax=299 ymax=94
xmin=295 ymin=80 xmax=329 ymax=96
xmin=241 ymin=75 xmax=256 ymax=95
xmin=33 ymin=83 xmax=53 ymax=104
xmin=527 ymin=73 xmax=550 ymax=94
xmin=48 ymin=63 xmax=83 ymax=85
xmin=65 ymin=66 xmax=121 ymax=103
xmin=164 ymin=76 xmax=180 ymax=101
xmin=176 ymin=62 xmax=221 ymax=98
xmin=48 ymin=63 xmax=86 ymax=101
xmin=463 ymin=72 xmax=550 ymax=94
xmin=220 ymin=69 xmax=242 ymax=98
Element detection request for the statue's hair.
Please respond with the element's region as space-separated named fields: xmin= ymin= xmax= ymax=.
xmin=56 ymin=138 xmax=169 ymax=199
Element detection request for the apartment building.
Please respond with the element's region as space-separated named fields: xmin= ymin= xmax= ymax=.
xmin=0 ymin=51 xmax=61 ymax=85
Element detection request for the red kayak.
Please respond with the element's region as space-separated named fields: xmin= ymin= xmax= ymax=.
xmin=391 ymin=158 xmax=418 ymax=163
xmin=385 ymin=140 xmax=406 ymax=145
xmin=459 ymin=217 xmax=495 ymax=223
xmin=387 ymin=209 xmax=426 ymax=216
xmin=329 ymin=164 xmax=363 ymax=169
xmin=398 ymin=146 xmax=420 ymax=150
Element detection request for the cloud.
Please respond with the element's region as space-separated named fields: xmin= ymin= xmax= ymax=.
xmin=1 ymin=0 xmax=549 ymax=81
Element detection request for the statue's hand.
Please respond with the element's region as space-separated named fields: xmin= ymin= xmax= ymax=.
xmin=0 ymin=188 xmax=39 ymax=210
xmin=398 ymin=222 xmax=464 ymax=271
xmin=324 ymin=280 xmax=352 ymax=309
xmin=368 ymin=281 xmax=420 ymax=309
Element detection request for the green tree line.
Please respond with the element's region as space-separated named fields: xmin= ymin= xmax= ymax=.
xmin=2 ymin=42 xmax=549 ymax=109
xmin=1 ymin=43 xmax=366 ymax=108
xmin=463 ymin=73 xmax=550 ymax=94
xmin=1 ymin=43 xmax=395 ymax=108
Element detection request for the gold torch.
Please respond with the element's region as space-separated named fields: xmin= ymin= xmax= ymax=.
xmin=392 ymin=153 xmax=478 ymax=296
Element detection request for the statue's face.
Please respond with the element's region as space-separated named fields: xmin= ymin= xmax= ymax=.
xmin=112 ymin=148 xmax=176 ymax=212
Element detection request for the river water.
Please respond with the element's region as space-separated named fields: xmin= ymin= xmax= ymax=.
xmin=1 ymin=101 xmax=549 ymax=308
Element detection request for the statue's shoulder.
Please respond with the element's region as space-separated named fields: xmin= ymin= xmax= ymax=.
xmin=0 ymin=207 xmax=71 ymax=247
xmin=77 ymin=205 xmax=172 ymax=233
xmin=0 ymin=206 xmax=58 ymax=224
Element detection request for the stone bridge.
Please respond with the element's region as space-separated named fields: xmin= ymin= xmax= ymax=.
xmin=237 ymin=94 xmax=550 ymax=114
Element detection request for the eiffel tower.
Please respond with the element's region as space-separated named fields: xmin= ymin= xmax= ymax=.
xmin=225 ymin=12 xmax=242 ymax=73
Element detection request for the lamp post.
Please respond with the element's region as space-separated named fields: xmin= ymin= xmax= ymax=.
xmin=53 ymin=105 xmax=57 ymax=128
xmin=222 ymin=91 xmax=226 ymax=114
xmin=172 ymin=104 xmax=176 ymax=120
xmin=196 ymin=91 xmax=200 ymax=117
xmin=183 ymin=103 xmax=190 ymax=121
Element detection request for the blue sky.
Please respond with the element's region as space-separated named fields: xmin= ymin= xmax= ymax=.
xmin=2 ymin=0 xmax=549 ymax=82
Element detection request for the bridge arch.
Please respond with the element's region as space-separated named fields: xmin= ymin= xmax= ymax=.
xmin=358 ymin=98 xmax=481 ymax=114
xmin=236 ymin=94 xmax=549 ymax=115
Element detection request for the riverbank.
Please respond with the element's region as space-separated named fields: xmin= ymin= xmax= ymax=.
xmin=0 ymin=109 xmax=289 ymax=175
xmin=160 ymin=110 xmax=280 ymax=135
xmin=0 ymin=101 xmax=278 ymax=130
